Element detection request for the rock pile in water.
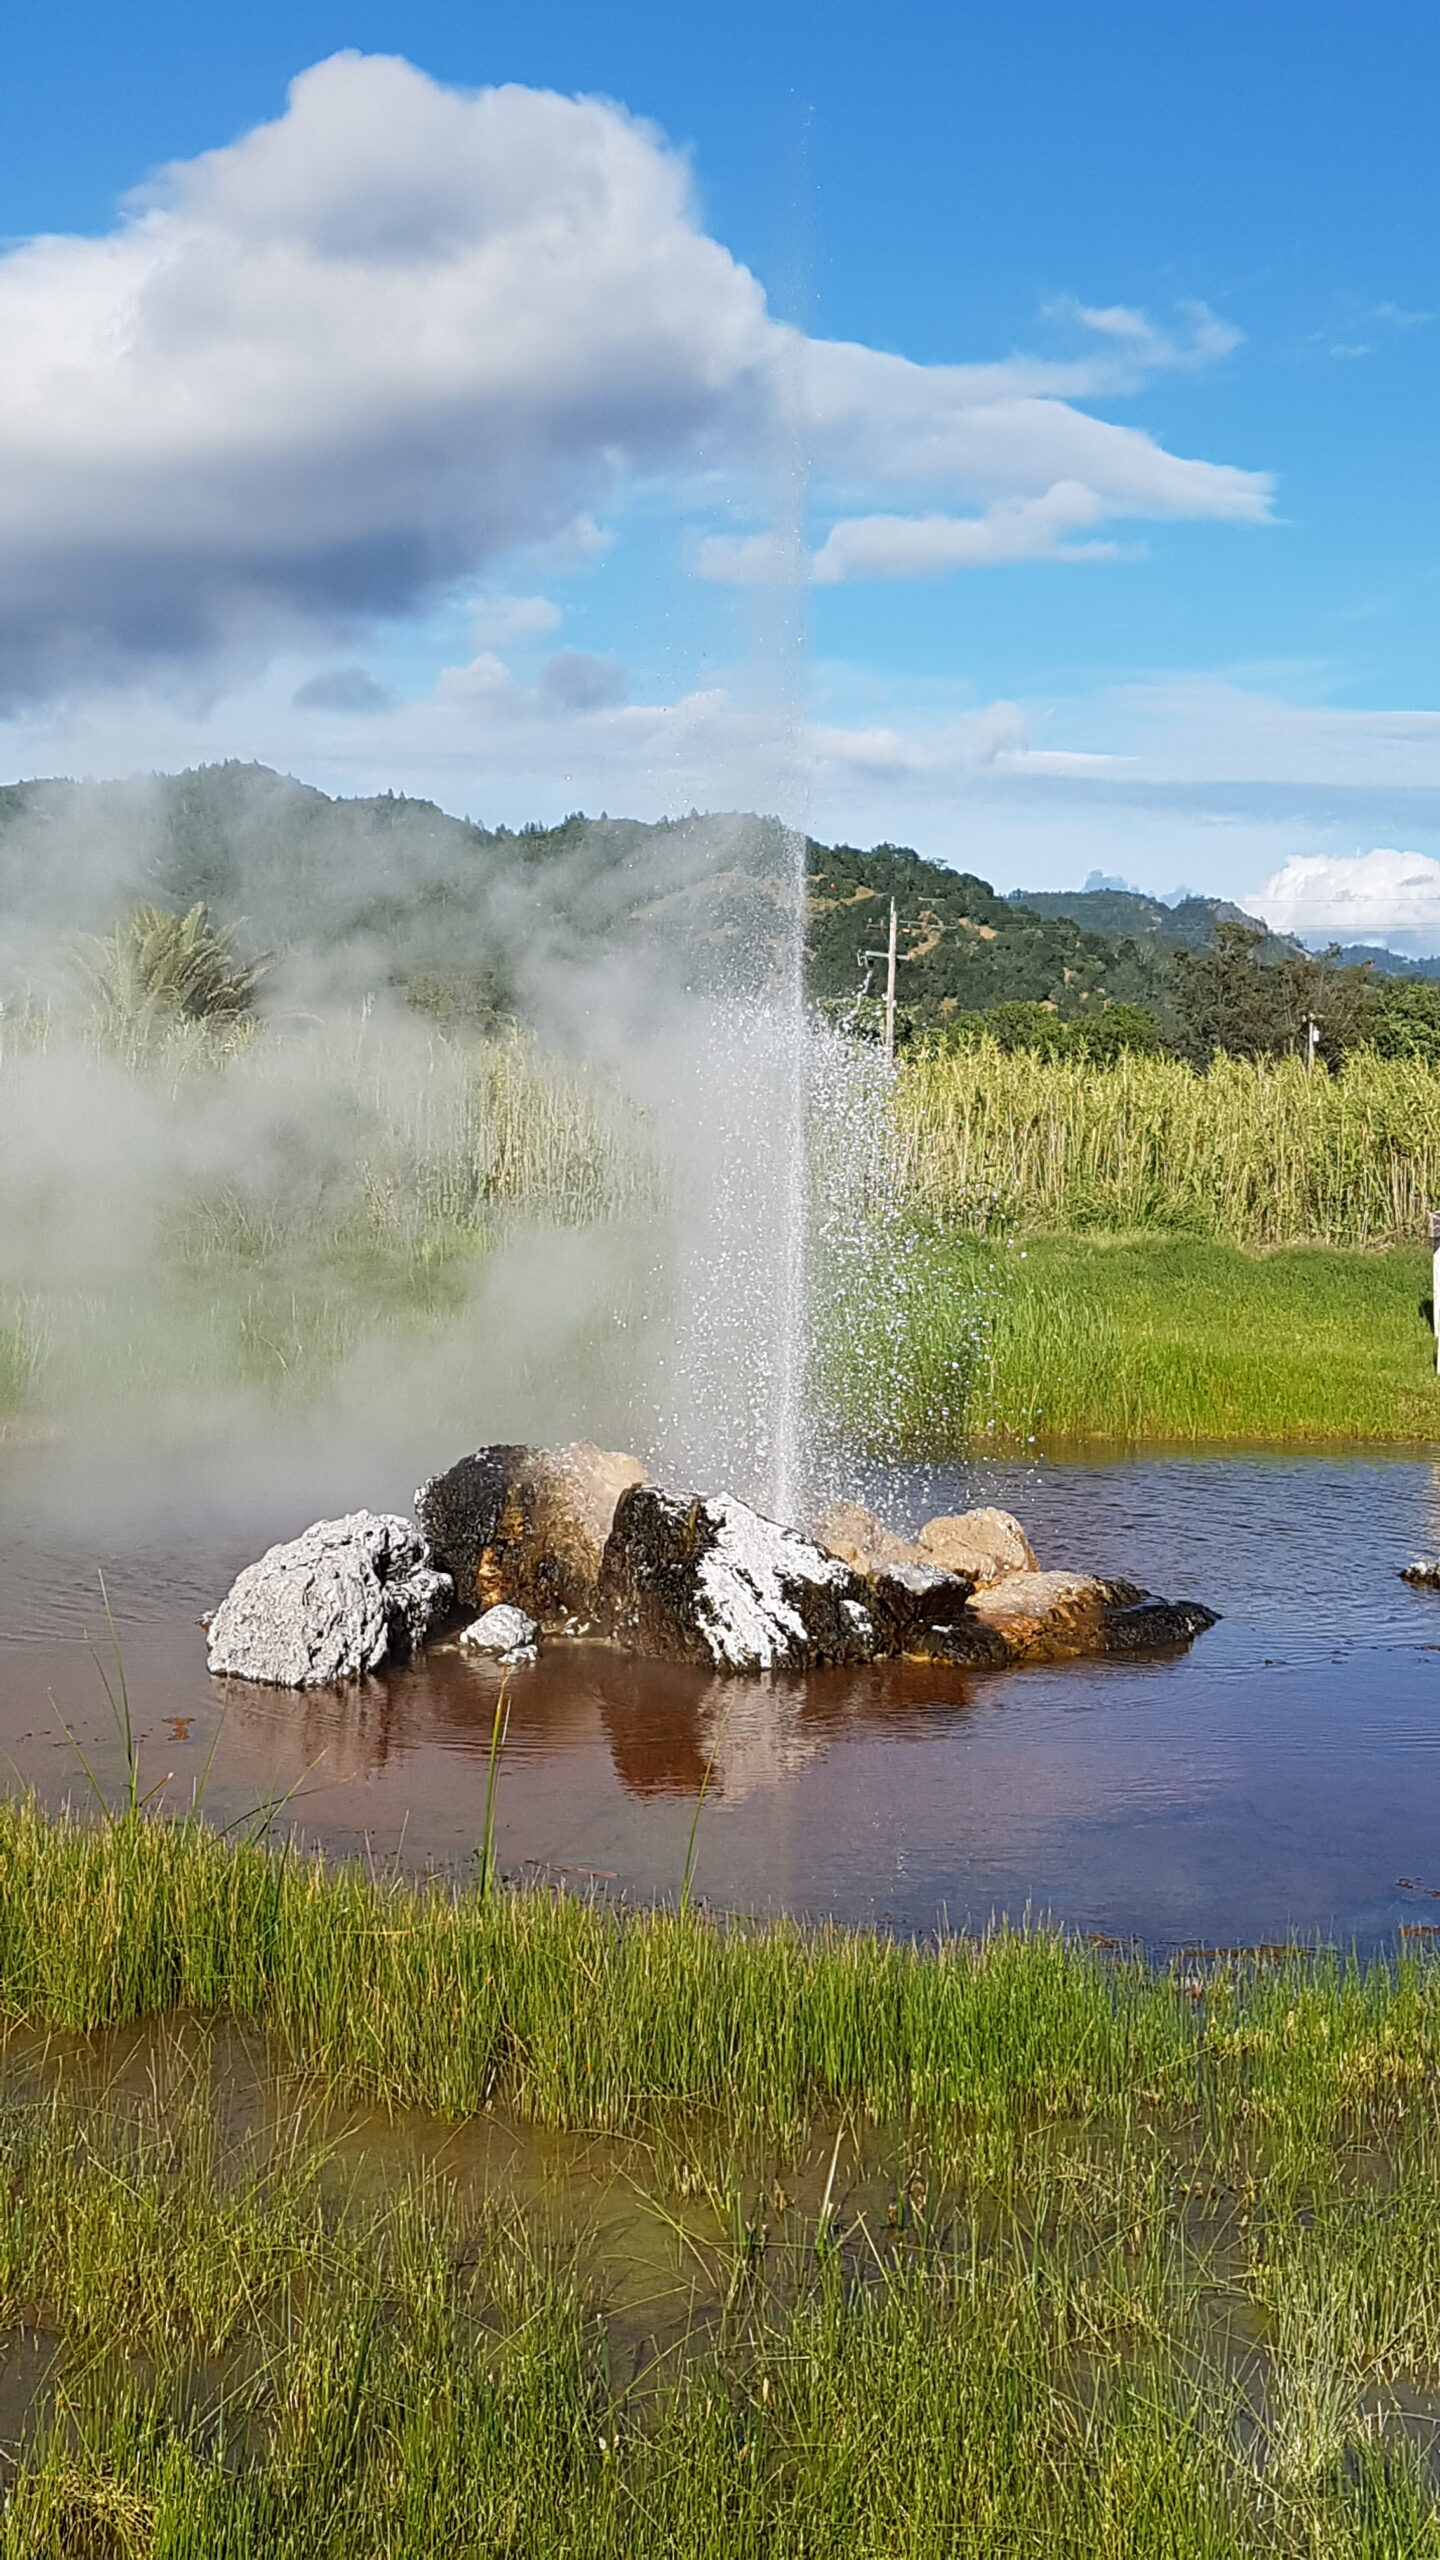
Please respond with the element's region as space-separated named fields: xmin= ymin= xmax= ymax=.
xmin=206 ymin=1445 xmax=1218 ymax=1686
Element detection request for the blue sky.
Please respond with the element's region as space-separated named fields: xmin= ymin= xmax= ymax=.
xmin=4 ymin=0 xmax=1440 ymax=936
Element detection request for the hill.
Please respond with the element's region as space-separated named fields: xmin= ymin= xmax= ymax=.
xmin=1005 ymin=884 xmax=1301 ymax=965
xmin=807 ymin=842 xmax=1166 ymax=1030
xmin=0 ymin=762 xmax=1420 ymax=1038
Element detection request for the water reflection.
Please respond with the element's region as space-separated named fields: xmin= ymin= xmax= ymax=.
xmin=3 ymin=1443 xmax=1440 ymax=1951
xmin=218 ymin=1641 xmax=982 ymax=1802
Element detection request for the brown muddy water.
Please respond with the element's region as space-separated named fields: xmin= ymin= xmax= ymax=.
xmin=2 ymin=1441 xmax=1440 ymax=1955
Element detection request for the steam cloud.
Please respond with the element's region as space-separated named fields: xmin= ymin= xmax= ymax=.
xmin=0 ymin=772 xmax=876 ymax=1523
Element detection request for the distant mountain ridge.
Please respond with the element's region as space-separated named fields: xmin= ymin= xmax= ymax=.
xmin=1308 ymin=942 xmax=1440 ymax=983
xmin=1008 ymin=884 xmax=1440 ymax=989
xmin=1006 ymin=884 xmax=1302 ymax=965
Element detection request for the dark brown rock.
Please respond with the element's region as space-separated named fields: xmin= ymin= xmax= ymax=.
xmin=597 ymin=1485 xmax=877 ymax=1672
xmin=856 ymin=1557 xmax=978 ymax=1654
xmin=416 ymin=1442 xmax=647 ymax=1630
xmin=904 ymin=1615 xmax=1013 ymax=1668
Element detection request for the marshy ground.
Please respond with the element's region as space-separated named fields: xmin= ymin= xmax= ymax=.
xmin=3 ymin=1803 xmax=1440 ymax=2550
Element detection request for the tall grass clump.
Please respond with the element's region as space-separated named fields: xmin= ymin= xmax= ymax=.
xmin=896 ymin=1040 xmax=1440 ymax=1246
xmin=4 ymin=1800 xmax=1440 ymax=2159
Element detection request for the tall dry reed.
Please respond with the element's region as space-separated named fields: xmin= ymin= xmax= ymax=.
xmin=895 ymin=1041 xmax=1440 ymax=1245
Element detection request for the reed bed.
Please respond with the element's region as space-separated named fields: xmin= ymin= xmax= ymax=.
xmin=896 ymin=1041 xmax=1440 ymax=1246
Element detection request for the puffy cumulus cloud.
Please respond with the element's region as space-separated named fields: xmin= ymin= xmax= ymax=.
xmin=0 ymin=52 xmax=1271 ymax=700
xmin=435 ymin=646 xmax=627 ymax=718
xmin=0 ymin=53 xmax=771 ymax=701
xmin=1252 ymin=848 xmax=1440 ymax=948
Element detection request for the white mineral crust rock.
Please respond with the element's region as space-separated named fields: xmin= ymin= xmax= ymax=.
xmin=696 ymin=1498 xmax=869 ymax=1671
xmin=206 ymin=1512 xmax=452 ymax=1687
xmin=597 ymin=1484 xmax=875 ymax=1673
xmin=459 ymin=1604 xmax=539 ymax=1661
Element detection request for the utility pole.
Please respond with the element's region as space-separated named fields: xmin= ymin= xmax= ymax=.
xmin=858 ymin=896 xmax=908 ymax=1056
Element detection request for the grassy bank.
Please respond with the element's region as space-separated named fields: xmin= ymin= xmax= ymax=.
xmin=878 ymin=1232 xmax=1440 ymax=1451
xmin=3 ymin=1806 xmax=1440 ymax=2546
xmin=0 ymin=1797 xmax=1434 ymax=2145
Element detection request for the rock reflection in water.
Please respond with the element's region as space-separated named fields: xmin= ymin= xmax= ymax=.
xmin=218 ymin=1638 xmax=979 ymax=1804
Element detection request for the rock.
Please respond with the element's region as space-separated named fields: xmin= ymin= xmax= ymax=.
xmin=1402 ymin=1559 xmax=1440 ymax=1588
xmin=207 ymin=1513 xmax=452 ymax=1687
xmin=964 ymin=1570 xmax=1217 ymax=1664
xmin=852 ymin=1557 xmax=979 ymax=1654
xmin=597 ymin=1485 xmax=876 ymax=1672
xmin=813 ymin=1499 xmax=997 ymax=1654
xmin=813 ymin=1500 xmax=928 ymax=1573
xmin=415 ymin=1442 xmax=648 ymax=1630
xmin=917 ymin=1507 xmax=1039 ymax=1586
xmin=904 ymin=1615 xmax=1014 ymax=1668
xmin=459 ymin=1604 xmax=539 ymax=1662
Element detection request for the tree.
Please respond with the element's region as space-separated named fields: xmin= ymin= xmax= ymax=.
xmin=1070 ymin=1002 xmax=1164 ymax=1061
xmin=1170 ymin=922 xmax=1378 ymax=1066
xmin=1369 ymin=976 xmax=1440 ymax=1063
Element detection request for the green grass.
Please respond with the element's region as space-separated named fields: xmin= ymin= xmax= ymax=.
xmin=871 ymin=1231 xmax=1440 ymax=1451
xmin=3 ymin=1806 xmax=1440 ymax=2546
xmin=1 ymin=1796 xmax=1439 ymax=2159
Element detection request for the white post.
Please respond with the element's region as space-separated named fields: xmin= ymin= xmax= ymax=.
xmin=1305 ymin=1017 xmax=1320 ymax=1073
xmin=884 ymin=898 xmax=898 ymax=1064
xmin=1431 ymin=1212 xmax=1440 ymax=1374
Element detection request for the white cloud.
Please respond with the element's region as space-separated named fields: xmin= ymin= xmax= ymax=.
xmin=795 ymin=336 xmax=1271 ymax=519
xmin=1251 ymin=848 xmax=1440 ymax=946
xmin=811 ymin=485 xmax=1119 ymax=581
xmin=0 ymin=51 xmax=1272 ymax=701
xmin=466 ymin=595 xmax=564 ymax=646
xmin=435 ymin=651 xmax=516 ymax=706
xmin=1058 ymin=299 xmax=1243 ymax=374
xmin=0 ymin=54 xmax=773 ymax=701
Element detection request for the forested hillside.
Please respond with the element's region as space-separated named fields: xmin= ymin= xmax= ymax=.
xmin=0 ymin=762 xmax=1433 ymax=1056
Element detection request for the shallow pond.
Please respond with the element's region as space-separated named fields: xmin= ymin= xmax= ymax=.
xmin=2 ymin=1440 xmax=1440 ymax=1954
